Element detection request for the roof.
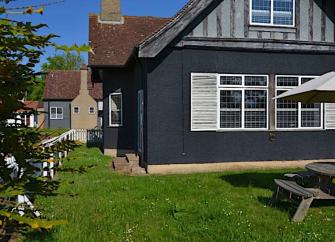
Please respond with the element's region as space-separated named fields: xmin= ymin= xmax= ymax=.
xmin=43 ymin=70 xmax=103 ymax=100
xmin=139 ymin=0 xmax=214 ymax=57
xmin=17 ymin=101 xmax=39 ymax=112
xmin=89 ymin=15 xmax=171 ymax=66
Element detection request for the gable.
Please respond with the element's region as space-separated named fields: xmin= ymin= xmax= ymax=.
xmin=189 ymin=0 xmax=335 ymax=42
xmin=139 ymin=0 xmax=335 ymax=58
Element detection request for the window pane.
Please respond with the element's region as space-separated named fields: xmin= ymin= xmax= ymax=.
xmin=245 ymin=90 xmax=267 ymax=128
xmin=245 ymin=76 xmax=267 ymax=86
xmin=252 ymin=0 xmax=271 ymax=24
xmin=220 ymin=76 xmax=242 ymax=85
xmin=301 ymin=77 xmax=315 ymax=84
xmin=220 ymin=90 xmax=242 ymax=128
xmin=277 ymin=76 xmax=299 ymax=87
xmin=74 ymin=107 xmax=79 ymax=113
xmin=50 ymin=108 xmax=56 ymax=115
xmin=276 ymin=90 xmax=298 ymax=128
xmin=89 ymin=107 xmax=95 ymax=113
xmin=273 ymin=0 xmax=294 ymax=25
xmin=301 ymin=103 xmax=321 ymax=127
xmin=110 ymin=111 xmax=121 ymax=125
xmin=57 ymin=108 xmax=62 ymax=114
xmin=111 ymin=94 xmax=121 ymax=111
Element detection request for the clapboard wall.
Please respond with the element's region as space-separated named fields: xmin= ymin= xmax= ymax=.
xmin=188 ymin=0 xmax=335 ymax=43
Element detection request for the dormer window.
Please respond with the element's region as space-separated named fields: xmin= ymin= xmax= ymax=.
xmin=251 ymin=0 xmax=295 ymax=27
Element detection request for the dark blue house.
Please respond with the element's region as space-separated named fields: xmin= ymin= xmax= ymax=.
xmin=89 ymin=0 xmax=335 ymax=173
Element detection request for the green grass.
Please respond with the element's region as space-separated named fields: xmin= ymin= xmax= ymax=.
xmin=39 ymin=128 xmax=69 ymax=138
xmin=25 ymin=147 xmax=335 ymax=242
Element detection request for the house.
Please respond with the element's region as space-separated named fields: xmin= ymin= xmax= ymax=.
xmin=8 ymin=100 xmax=43 ymax=128
xmin=43 ymin=66 xmax=103 ymax=129
xmin=89 ymin=0 xmax=335 ymax=173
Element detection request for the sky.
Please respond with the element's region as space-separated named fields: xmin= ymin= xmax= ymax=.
xmin=5 ymin=0 xmax=188 ymax=69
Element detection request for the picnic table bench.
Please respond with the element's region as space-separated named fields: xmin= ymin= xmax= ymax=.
xmin=271 ymin=162 xmax=335 ymax=222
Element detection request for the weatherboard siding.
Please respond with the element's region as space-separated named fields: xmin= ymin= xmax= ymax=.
xmin=145 ymin=48 xmax=335 ymax=165
xmin=43 ymin=101 xmax=71 ymax=129
xmin=188 ymin=0 xmax=335 ymax=43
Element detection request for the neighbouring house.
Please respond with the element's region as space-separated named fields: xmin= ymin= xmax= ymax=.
xmin=43 ymin=66 xmax=103 ymax=129
xmin=89 ymin=0 xmax=335 ymax=173
xmin=8 ymin=100 xmax=43 ymax=128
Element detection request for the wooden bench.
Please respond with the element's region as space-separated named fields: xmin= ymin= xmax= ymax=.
xmin=284 ymin=171 xmax=318 ymax=186
xmin=271 ymin=179 xmax=316 ymax=222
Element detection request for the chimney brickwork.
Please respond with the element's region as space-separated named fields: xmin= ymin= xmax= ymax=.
xmin=100 ymin=0 xmax=123 ymax=23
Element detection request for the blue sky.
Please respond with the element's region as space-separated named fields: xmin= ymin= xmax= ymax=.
xmin=6 ymin=0 xmax=188 ymax=69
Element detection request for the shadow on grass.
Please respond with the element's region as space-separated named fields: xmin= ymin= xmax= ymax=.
xmin=220 ymin=171 xmax=288 ymax=190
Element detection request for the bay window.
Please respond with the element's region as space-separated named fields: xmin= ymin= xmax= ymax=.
xmin=276 ymin=76 xmax=322 ymax=129
xmin=219 ymin=75 xmax=268 ymax=130
xmin=251 ymin=0 xmax=295 ymax=26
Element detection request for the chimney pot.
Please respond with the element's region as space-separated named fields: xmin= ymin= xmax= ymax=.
xmin=100 ymin=0 xmax=123 ymax=24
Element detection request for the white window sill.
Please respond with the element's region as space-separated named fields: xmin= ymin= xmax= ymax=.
xmin=108 ymin=125 xmax=123 ymax=127
xmin=248 ymin=25 xmax=296 ymax=33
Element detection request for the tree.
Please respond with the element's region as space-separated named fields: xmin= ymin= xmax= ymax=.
xmin=42 ymin=52 xmax=85 ymax=71
xmin=0 ymin=0 xmax=90 ymax=238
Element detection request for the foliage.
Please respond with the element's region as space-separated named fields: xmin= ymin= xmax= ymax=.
xmin=24 ymin=147 xmax=335 ymax=242
xmin=38 ymin=128 xmax=69 ymax=138
xmin=26 ymin=76 xmax=45 ymax=101
xmin=0 ymin=0 xmax=90 ymax=238
xmin=41 ymin=52 xmax=85 ymax=72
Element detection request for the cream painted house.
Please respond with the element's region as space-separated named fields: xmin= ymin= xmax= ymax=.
xmin=71 ymin=67 xmax=99 ymax=129
xmin=43 ymin=66 xmax=103 ymax=129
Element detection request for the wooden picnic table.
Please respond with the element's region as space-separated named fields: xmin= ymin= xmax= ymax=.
xmin=271 ymin=162 xmax=335 ymax=222
xmin=306 ymin=162 xmax=335 ymax=177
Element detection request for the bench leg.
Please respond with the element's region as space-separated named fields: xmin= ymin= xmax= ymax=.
xmin=270 ymin=186 xmax=280 ymax=206
xmin=292 ymin=197 xmax=314 ymax=222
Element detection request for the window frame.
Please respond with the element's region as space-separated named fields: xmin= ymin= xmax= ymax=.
xmin=250 ymin=0 xmax=296 ymax=27
xmin=88 ymin=106 xmax=95 ymax=114
xmin=50 ymin=107 xmax=63 ymax=120
xmin=73 ymin=106 xmax=80 ymax=114
xmin=109 ymin=92 xmax=123 ymax=127
xmin=217 ymin=74 xmax=269 ymax=131
xmin=275 ymin=75 xmax=324 ymax=130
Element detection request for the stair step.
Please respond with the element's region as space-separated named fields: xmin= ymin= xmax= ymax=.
xmin=113 ymin=157 xmax=131 ymax=173
xmin=125 ymin=153 xmax=139 ymax=164
xmin=131 ymin=166 xmax=147 ymax=175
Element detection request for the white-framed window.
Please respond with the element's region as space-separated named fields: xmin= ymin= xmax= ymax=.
xmin=50 ymin=107 xmax=63 ymax=120
xmin=275 ymin=75 xmax=323 ymax=129
xmin=218 ymin=74 xmax=268 ymax=130
xmin=73 ymin=106 xmax=80 ymax=114
xmin=109 ymin=92 xmax=123 ymax=126
xmin=89 ymin=107 xmax=95 ymax=114
xmin=250 ymin=0 xmax=295 ymax=27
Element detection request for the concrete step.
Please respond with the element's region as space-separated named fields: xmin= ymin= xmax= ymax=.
xmin=113 ymin=157 xmax=131 ymax=173
xmin=125 ymin=153 xmax=139 ymax=165
xmin=131 ymin=166 xmax=147 ymax=175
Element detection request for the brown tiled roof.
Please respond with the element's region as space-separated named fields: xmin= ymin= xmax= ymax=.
xmin=89 ymin=15 xmax=171 ymax=66
xmin=43 ymin=70 xmax=103 ymax=100
xmin=17 ymin=101 xmax=39 ymax=112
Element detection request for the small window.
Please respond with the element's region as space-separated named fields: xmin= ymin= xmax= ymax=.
xmin=251 ymin=0 xmax=295 ymax=27
xmin=109 ymin=92 xmax=122 ymax=126
xmin=73 ymin=106 xmax=80 ymax=114
xmin=89 ymin=107 xmax=95 ymax=114
xmin=50 ymin=107 xmax=63 ymax=120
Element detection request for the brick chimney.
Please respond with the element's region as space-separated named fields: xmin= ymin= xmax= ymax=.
xmin=80 ymin=64 xmax=88 ymax=94
xmin=100 ymin=0 xmax=123 ymax=24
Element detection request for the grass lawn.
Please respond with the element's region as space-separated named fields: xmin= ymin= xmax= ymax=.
xmin=25 ymin=146 xmax=335 ymax=241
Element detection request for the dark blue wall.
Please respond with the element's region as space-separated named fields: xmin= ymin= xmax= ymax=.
xmin=102 ymin=68 xmax=140 ymax=152
xmin=43 ymin=101 xmax=71 ymax=129
xmin=145 ymin=48 xmax=335 ymax=164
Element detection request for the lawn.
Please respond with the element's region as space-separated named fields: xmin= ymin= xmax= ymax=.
xmin=26 ymin=146 xmax=335 ymax=242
